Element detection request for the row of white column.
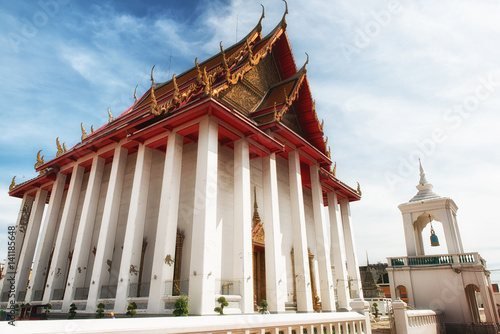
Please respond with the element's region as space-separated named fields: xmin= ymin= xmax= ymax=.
xmin=3 ymin=115 xmax=362 ymax=315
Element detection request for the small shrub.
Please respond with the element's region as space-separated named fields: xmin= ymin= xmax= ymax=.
xmin=96 ymin=303 xmax=105 ymax=318
xmin=259 ymin=299 xmax=268 ymax=314
xmin=173 ymin=294 xmax=189 ymax=316
xmin=44 ymin=303 xmax=52 ymax=319
xmin=126 ymin=302 xmax=137 ymax=317
xmin=214 ymin=296 xmax=229 ymax=315
xmin=68 ymin=303 xmax=77 ymax=319
xmin=372 ymin=302 xmax=380 ymax=319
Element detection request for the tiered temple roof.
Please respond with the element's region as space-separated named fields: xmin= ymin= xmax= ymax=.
xmin=9 ymin=3 xmax=360 ymax=203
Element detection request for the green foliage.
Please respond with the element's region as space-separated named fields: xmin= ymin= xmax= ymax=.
xmin=372 ymin=302 xmax=380 ymax=318
xmin=214 ymin=296 xmax=229 ymax=315
xmin=173 ymin=294 xmax=189 ymax=316
xmin=126 ymin=302 xmax=138 ymax=317
xmin=96 ymin=303 xmax=105 ymax=318
xmin=259 ymin=299 xmax=268 ymax=314
xmin=44 ymin=303 xmax=52 ymax=319
xmin=68 ymin=303 xmax=77 ymax=319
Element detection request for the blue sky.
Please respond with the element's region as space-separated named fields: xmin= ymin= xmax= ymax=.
xmin=1 ymin=0 xmax=499 ymax=283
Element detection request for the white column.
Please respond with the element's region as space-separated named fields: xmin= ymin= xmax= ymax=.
xmin=86 ymin=147 xmax=127 ymax=313
xmin=233 ymin=139 xmax=253 ymax=313
xmin=443 ymin=209 xmax=461 ymax=254
xmin=288 ymin=150 xmax=313 ymax=312
xmin=26 ymin=173 xmax=67 ymax=302
xmin=327 ymin=191 xmax=350 ymax=310
xmin=114 ymin=144 xmax=153 ymax=313
xmin=43 ymin=165 xmax=85 ymax=303
xmin=262 ymin=153 xmax=287 ymax=313
xmin=189 ymin=116 xmax=218 ymax=315
xmin=309 ymin=164 xmax=335 ymax=312
xmin=12 ymin=188 xmax=48 ymax=301
xmin=62 ymin=157 xmax=105 ymax=311
xmin=13 ymin=195 xmax=35 ymax=267
xmin=148 ymin=133 xmax=183 ymax=314
xmin=0 ymin=194 xmax=34 ymax=299
xmin=402 ymin=213 xmax=417 ymax=256
xmin=340 ymin=199 xmax=363 ymax=299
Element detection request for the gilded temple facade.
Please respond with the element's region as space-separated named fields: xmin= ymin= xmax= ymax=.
xmin=1 ymin=9 xmax=364 ymax=316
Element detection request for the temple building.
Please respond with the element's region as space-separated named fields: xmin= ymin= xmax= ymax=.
xmin=1 ymin=7 xmax=365 ymax=316
xmin=387 ymin=162 xmax=500 ymax=331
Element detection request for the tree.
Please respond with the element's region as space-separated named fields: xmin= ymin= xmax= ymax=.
xmin=96 ymin=303 xmax=105 ymax=318
xmin=126 ymin=302 xmax=137 ymax=317
xmin=259 ymin=300 xmax=268 ymax=314
xmin=173 ymin=294 xmax=189 ymax=316
xmin=214 ymin=296 xmax=229 ymax=315
xmin=68 ymin=303 xmax=77 ymax=319
xmin=372 ymin=302 xmax=380 ymax=319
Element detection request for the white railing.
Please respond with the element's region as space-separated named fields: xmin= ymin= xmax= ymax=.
xmin=388 ymin=252 xmax=485 ymax=268
xmin=0 ymin=312 xmax=371 ymax=334
xmin=393 ymin=299 xmax=444 ymax=334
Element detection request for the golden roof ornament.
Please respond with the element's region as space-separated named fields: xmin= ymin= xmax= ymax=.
xmin=332 ymin=162 xmax=337 ymax=177
xmin=324 ymin=136 xmax=328 ymax=148
xmin=320 ymin=119 xmax=324 ymax=132
xmin=195 ymin=58 xmax=202 ymax=84
xmin=304 ymin=52 xmax=309 ymax=73
xmin=56 ymin=137 xmax=63 ymax=157
xmin=220 ymin=42 xmax=230 ymax=82
xmin=357 ymin=182 xmax=362 ymax=196
xmin=134 ymin=85 xmax=138 ymax=102
xmin=151 ymin=65 xmax=155 ymax=86
xmin=284 ymin=87 xmax=289 ymax=105
xmin=34 ymin=150 xmax=44 ymax=170
xmin=273 ymin=102 xmax=278 ymax=119
xmin=327 ymin=146 xmax=331 ymax=159
xmin=63 ymin=142 xmax=67 ymax=153
xmin=281 ymin=0 xmax=289 ymax=29
xmin=150 ymin=86 xmax=158 ymax=115
xmin=202 ymin=67 xmax=212 ymax=96
xmin=81 ymin=122 xmax=87 ymax=141
xmin=257 ymin=4 xmax=265 ymax=33
xmin=9 ymin=176 xmax=16 ymax=192
xmin=108 ymin=107 xmax=114 ymax=123
xmin=172 ymin=74 xmax=180 ymax=102
xmin=91 ymin=125 xmax=94 ymax=133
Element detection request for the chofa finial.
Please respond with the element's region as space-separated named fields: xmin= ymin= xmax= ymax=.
xmin=257 ymin=4 xmax=265 ymax=32
xmin=281 ymin=0 xmax=288 ymax=28
xmin=81 ymin=122 xmax=87 ymax=141
xmin=151 ymin=65 xmax=155 ymax=86
xmin=108 ymin=107 xmax=114 ymax=123
xmin=134 ymin=85 xmax=138 ymax=102
xmin=357 ymin=182 xmax=362 ymax=196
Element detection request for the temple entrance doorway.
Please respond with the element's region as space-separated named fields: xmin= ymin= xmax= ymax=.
xmin=251 ymin=186 xmax=266 ymax=311
xmin=253 ymin=245 xmax=266 ymax=309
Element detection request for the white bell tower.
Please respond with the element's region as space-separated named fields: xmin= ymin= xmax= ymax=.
xmin=398 ymin=160 xmax=463 ymax=256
